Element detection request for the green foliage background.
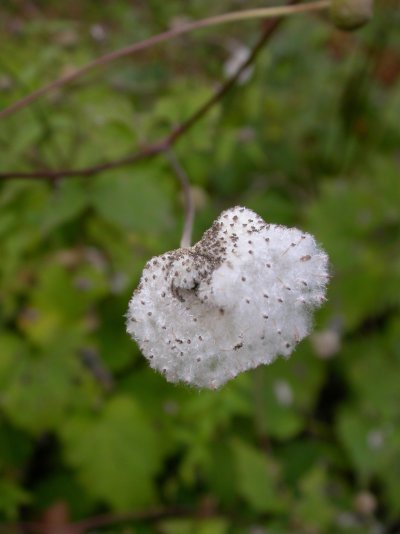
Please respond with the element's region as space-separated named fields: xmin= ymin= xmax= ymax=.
xmin=1 ymin=1 xmax=400 ymax=532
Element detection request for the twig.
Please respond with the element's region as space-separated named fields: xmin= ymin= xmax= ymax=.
xmin=0 ymin=2 xmax=295 ymax=182
xmin=71 ymin=506 xmax=192 ymax=533
xmin=0 ymin=141 xmax=167 ymax=180
xmin=0 ymin=1 xmax=329 ymax=120
xmin=165 ymin=149 xmax=194 ymax=248
xmin=79 ymin=347 xmax=114 ymax=392
xmin=0 ymin=57 xmax=66 ymax=165
xmin=0 ymin=507 xmax=208 ymax=534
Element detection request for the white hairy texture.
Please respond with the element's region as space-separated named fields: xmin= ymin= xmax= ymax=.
xmin=126 ymin=207 xmax=329 ymax=389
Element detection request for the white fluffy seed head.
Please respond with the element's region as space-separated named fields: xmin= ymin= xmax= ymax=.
xmin=126 ymin=206 xmax=329 ymax=389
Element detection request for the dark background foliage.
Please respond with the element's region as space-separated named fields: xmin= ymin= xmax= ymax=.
xmin=0 ymin=1 xmax=399 ymax=532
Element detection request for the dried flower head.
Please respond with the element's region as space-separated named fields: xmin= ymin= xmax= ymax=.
xmin=126 ymin=207 xmax=329 ymax=389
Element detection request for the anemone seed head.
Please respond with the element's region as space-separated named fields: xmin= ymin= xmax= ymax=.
xmin=126 ymin=206 xmax=329 ymax=389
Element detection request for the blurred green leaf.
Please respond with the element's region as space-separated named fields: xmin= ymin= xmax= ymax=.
xmin=231 ymin=438 xmax=285 ymax=513
xmin=1 ymin=345 xmax=88 ymax=434
xmin=0 ymin=479 xmax=30 ymax=520
xmin=159 ymin=518 xmax=228 ymax=534
xmin=90 ymin=167 xmax=175 ymax=234
xmin=41 ymin=179 xmax=89 ymax=233
xmin=250 ymin=349 xmax=325 ymax=440
xmin=61 ymin=395 xmax=164 ymax=510
xmin=294 ymin=466 xmax=335 ymax=532
xmin=0 ymin=2 xmax=399 ymax=530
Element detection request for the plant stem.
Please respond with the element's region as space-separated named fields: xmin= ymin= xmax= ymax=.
xmin=0 ymin=1 xmax=329 ymax=120
xmin=165 ymin=150 xmax=195 ymax=249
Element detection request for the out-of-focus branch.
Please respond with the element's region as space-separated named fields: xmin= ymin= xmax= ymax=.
xmin=0 ymin=506 xmax=207 ymax=534
xmin=0 ymin=141 xmax=168 ymax=181
xmin=79 ymin=347 xmax=114 ymax=392
xmin=0 ymin=2 xmax=298 ymax=182
xmin=0 ymin=1 xmax=329 ymax=120
xmin=72 ymin=506 xmax=193 ymax=533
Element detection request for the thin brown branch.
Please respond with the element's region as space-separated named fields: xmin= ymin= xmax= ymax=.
xmin=165 ymin=149 xmax=195 ymax=248
xmin=0 ymin=141 xmax=168 ymax=180
xmin=0 ymin=522 xmax=42 ymax=534
xmin=0 ymin=506 xmax=212 ymax=534
xmin=72 ymin=506 xmax=192 ymax=533
xmin=0 ymin=2 xmax=295 ymax=182
xmin=79 ymin=347 xmax=114 ymax=392
xmin=0 ymin=1 xmax=329 ymax=120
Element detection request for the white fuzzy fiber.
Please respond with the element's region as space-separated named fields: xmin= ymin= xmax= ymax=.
xmin=126 ymin=207 xmax=329 ymax=389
